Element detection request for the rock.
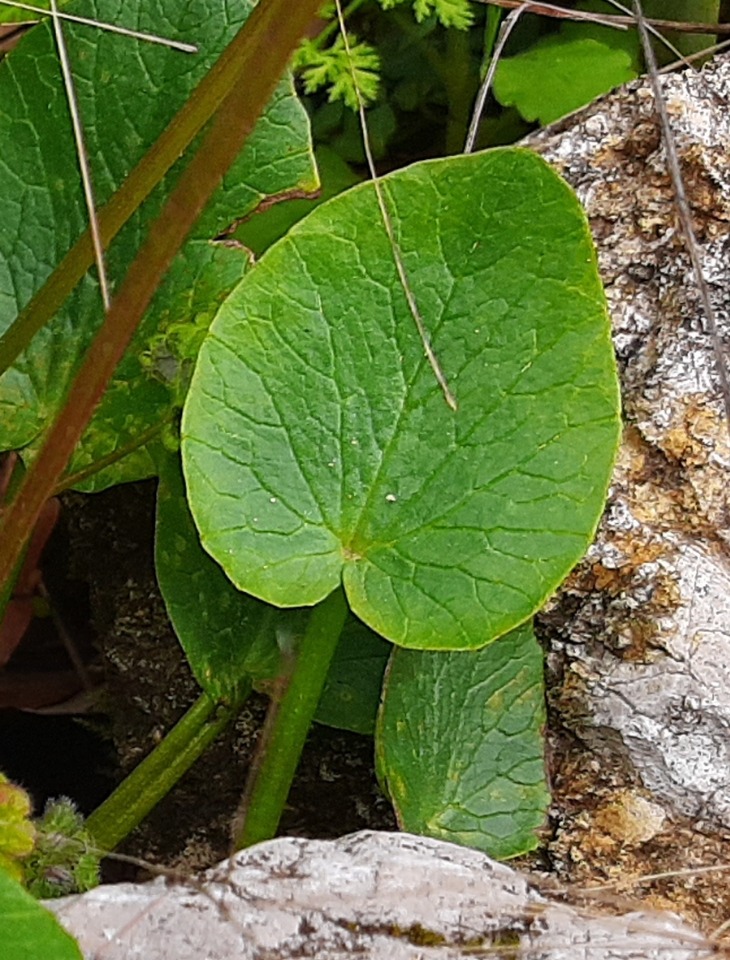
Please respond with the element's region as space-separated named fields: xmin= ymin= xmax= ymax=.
xmin=529 ymin=54 xmax=730 ymax=833
xmin=48 ymin=831 xmax=715 ymax=959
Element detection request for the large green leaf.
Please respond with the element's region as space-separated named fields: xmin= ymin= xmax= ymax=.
xmin=156 ymin=448 xmax=390 ymax=717
xmin=376 ymin=621 xmax=549 ymax=858
xmin=0 ymin=868 xmax=82 ymax=960
xmin=155 ymin=451 xmax=284 ymax=700
xmin=0 ymin=0 xmax=316 ymax=487
xmin=182 ymin=147 xmax=620 ymax=651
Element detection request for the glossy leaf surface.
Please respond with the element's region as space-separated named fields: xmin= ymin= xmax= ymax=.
xmin=183 ymin=147 xmax=620 ymax=650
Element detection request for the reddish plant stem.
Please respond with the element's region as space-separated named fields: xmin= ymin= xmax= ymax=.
xmin=0 ymin=0 xmax=322 ymax=589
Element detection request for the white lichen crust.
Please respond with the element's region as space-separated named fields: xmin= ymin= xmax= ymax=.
xmin=530 ymin=55 xmax=730 ymax=829
xmin=49 ymin=832 xmax=714 ymax=959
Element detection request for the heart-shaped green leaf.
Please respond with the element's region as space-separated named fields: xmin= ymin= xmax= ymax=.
xmin=0 ymin=0 xmax=316 ymax=488
xmin=376 ymin=621 xmax=549 ymax=858
xmin=182 ymin=147 xmax=620 ymax=650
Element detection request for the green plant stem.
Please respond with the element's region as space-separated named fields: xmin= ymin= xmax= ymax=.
xmin=312 ymin=0 xmax=370 ymax=49
xmin=85 ymin=691 xmax=243 ymax=851
xmin=52 ymin=414 xmax=173 ymax=495
xmin=0 ymin=0 xmax=318 ymax=378
xmin=232 ymin=587 xmax=348 ymax=850
xmin=481 ymin=5 xmax=502 ymax=76
xmin=0 ymin=0 xmax=322 ymax=592
xmin=443 ymin=26 xmax=475 ymax=155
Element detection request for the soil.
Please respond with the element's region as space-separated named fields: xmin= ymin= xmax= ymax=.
xmin=61 ymin=479 xmax=395 ymax=874
xmin=4 ymin=477 xmax=730 ymax=938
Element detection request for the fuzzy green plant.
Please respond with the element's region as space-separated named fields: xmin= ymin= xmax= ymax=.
xmin=295 ymin=0 xmax=473 ymax=110
xmin=24 ymin=799 xmax=100 ymax=900
xmin=0 ymin=773 xmax=36 ymax=884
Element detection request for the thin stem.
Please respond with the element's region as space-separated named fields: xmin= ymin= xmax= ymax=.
xmin=475 ymin=0 xmax=729 ymax=35
xmin=310 ymin=0 xmax=370 ymax=50
xmin=53 ymin=414 xmax=173 ymax=495
xmin=232 ymin=587 xmax=348 ymax=850
xmin=481 ymin=4 xmax=503 ymax=74
xmin=0 ymin=0 xmax=322 ymax=591
xmin=464 ymin=7 xmax=524 ymax=154
xmin=443 ymin=26 xmax=474 ymax=155
xmin=86 ymin=691 xmax=243 ymax=851
xmin=633 ymin=0 xmax=730 ymax=439
xmin=335 ymin=0 xmax=457 ymax=411
xmin=48 ymin=0 xmax=110 ymax=309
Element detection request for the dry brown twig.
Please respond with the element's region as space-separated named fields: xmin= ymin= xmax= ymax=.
xmin=477 ymin=0 xmax=730 ymax=35
xmin=632 ymin=0 xmax=730 ymax=438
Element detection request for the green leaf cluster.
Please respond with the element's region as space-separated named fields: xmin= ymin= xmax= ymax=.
xmin=181 ymin=147 xmax=621 ymax=854
xmin=0 ymin=0 xmax=622 ymax=893
xmin=296 ymin=34 xmax=380 ymax=109
xmin=380 ymin=0 xmax=473 ymax=29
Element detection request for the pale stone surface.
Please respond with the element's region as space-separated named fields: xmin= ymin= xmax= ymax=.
xmin=530 ymin=56 xmax=730 ymax=830
xmin=48 ymin=831 xmax=714 ymax=959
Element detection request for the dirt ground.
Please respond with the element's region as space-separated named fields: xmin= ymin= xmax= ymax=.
xmin=3 ymin=477 xmax=730 ymax=940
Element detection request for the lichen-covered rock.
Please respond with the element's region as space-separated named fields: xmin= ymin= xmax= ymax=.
xmin=530 ymin=54 xmax=730 ymax=833
xmin=48 ymin=832 xmax=715 ymax=959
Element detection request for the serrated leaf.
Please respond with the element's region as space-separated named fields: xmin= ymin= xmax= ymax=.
xmin=155 ymin=451 xmax=284 ymax=699
xmin=182 ymin=147 xmax=620 ymax=651
xmin=0 ymin=868 xmax=82 ymax=960
xmin=376 ymin=621 xmax=549 ymax=858
xmin=0 ymin=0 xmax=316 ymax=488
xmin=315 ymin=615 xmax=390 ymax=734
xmin=493 ymin=36 xmax=637 ymax=125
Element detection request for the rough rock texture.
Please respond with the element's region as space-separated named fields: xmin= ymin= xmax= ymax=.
xmin=529 ymin=55 xmax=730 ymax=833
xmin=49 ymin=831 xmax=716 ymax=960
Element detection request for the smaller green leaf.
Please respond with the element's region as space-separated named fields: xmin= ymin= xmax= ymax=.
xmin=155 ymin=451 xmax=283 ymax=699
xmin=315 ymin=615 xmax=390 ymax=735
xmin=0 ymin=868 xmax=82 ymax=960
xmin=376 ymin=621 xmax=549 ymax=859
xmin=493 ymin=36 xmax=637 ymax=125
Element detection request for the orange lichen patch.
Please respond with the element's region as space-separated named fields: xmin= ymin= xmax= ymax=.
xmin=591 ymin=790 xmax=666 ymax=846
xmin=520 ymin=732 xmax=730 ymax=936
xmin=661 ymin=397 xmax=723 ymax=465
